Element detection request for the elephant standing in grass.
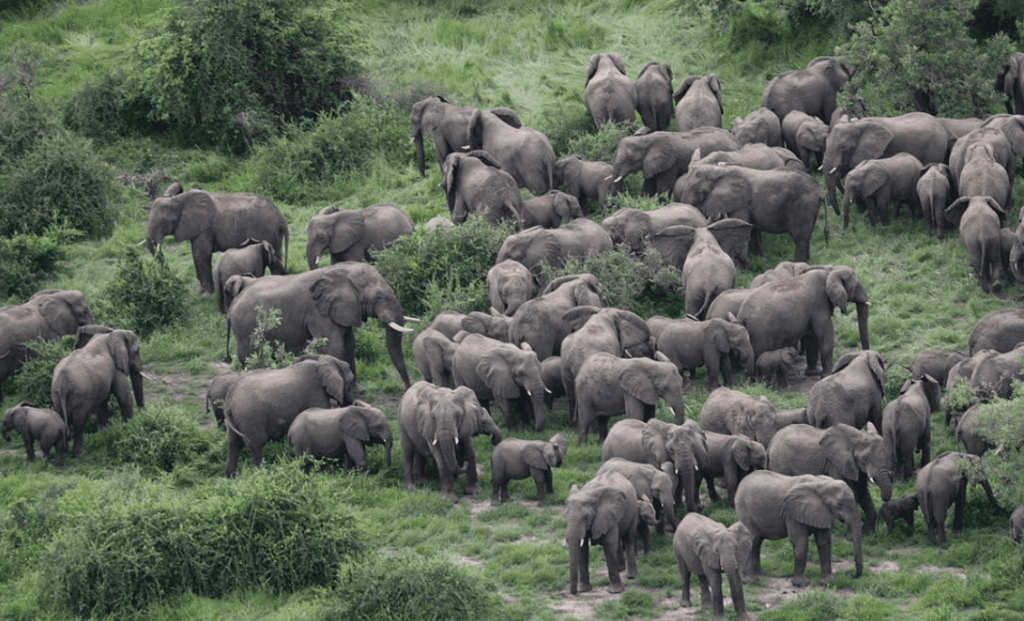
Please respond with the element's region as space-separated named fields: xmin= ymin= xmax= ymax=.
xmin=598 ymin=457 xmax=679 ymax=540
xmin=451 ymin=333 xmax=548 ymax=432
xmin=464 ymin=108 xmax=556 ymax=194
xmin=601 ymin=203 xmax=707 ymax=256
xmin=956 ymin=404 xmax=996 ymax=457
xmin=917 ymin=451 xmax=999 ymax=545
xmin=731 ymin=107 xmax=782 ymax=147
xmin=410 ymin=95 xmax=476 ymax=176
xmin=917 ymin=164 xmax=954 ymax=239
xmin=946 ymin=195 xmax=1007 ymax=294
xmin=490 ymin=434 xmax=568 ymax=506
xmin=305 ymin=204 xmax=413 ymax=268
xmin=673 ymin=513 xmax=752 ymax=620
xmin=968 ymin=307 xmax=1024 ymax=354
xmin=882 ymin=375 xmax=942 ymax=480
xmin=2 ymin=402 xmax=67 ymax=466
xmin=495 ymin=218 xmax=613 ymax=277
xmin=756 ymin=347 xmax=798 ymax=387
xmin=700 ymin=431 xmax=767 ymax=507
xmin=611 ymin=128 xmax=740 ymax=197
xmin=519 ymin=190 xmax=584 ymax=229
xmin=908 ymin=348 xmax=965 ymax=387
xmin=442 ymin=151 xmax=523 ymax=226
xmin=635 ymin=61 xmax=673 ymax=131
xmin=654 ymin=317 xmax=754 ymax=390
xmin=841 ymin=154 xmax=924 ymax=228
xmin=762 ymin=57 xmax=852 ymax=124
xmin=673 ymin=74 xmax=723 ymax=131
xmin=553 ymin=156 xmax=623 ymax=212
xmin=213 ymin=239 xmax=288 ymax=313
xmin=968 ymin=342 xmax=1024 ymax=401
xmin=948 ymin=127 xmax=1016 ymax=200
xmin=806 ymin=350 xmax=887 ymax=430
xmin=507 ymin=273 xmax=606 ymax=360
xmin=700 ymin=387 xmax=785 ymax=448
xmin=413 ymin=327 xmax=457 ymax=388
xmin=487 ymin=259 xmax=534 ymax=316
xmin=670 ymin=219 xmax=752 ymax=317
xmin=880 ymin=494 xmax=919 ymax=535
xmin=781 ymin=110 xmax=829 ymax=170
xmin=287 ymin=401 xmax=392 ymax=471
xmin=585 ymin=53 xmax=637 ymax=129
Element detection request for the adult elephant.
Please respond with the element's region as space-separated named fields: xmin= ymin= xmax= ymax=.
xmin=553 ymin=155 xmax=623 ymax=211
xmin=917 ymin=163 xmax=955 ymax=239
xmin=611 ymin=127 xmax=740 ymax=197
xmin=767 ymin=423 xmax=893 ymax=534
xmin=968 ymin=342 xmax=1024 ymax=401
xmin=917 ymin=451 xmax=998 ymax=545
xmin=597 ymin=457 xmax=679 ymax=537
xmin=948 ymin=127 xmax=1015 ymax=199
xmin=507 ymin=273 xmax=606 ymax=360
xmin=735 ymin=470 xmax=863 ymax=586
xmin=731 ymin=107 xmax=782 ymax=147
xmin=737 ymin=265 xmax=870 ymax=376
xmin=412 ymin=327 xmax=457 ymax=388
xmin=805 ymin=350 xmax=887 ymax=430
xmin=519 ymin=190 xmax=584 ymax=229
xmin=662 ymin=219 xmax=752 ymax=316
xmin=463 ymin=107 xmax=556 ymax=194
xmin=673 ymin=514 xmax=752 ymax=621
xmin=781 ymin=110 xmax=829 ymax=170
xmin=761 ymin=56 xmax=852 ymax=124
xmin=442 ymin=151 xmax=523 ymax=226
xmin=410 ymin=95 xmax=476 ymax=176
xmin=495 ymin=218 xmax=613 ymax=277
xmin=225 ymin=262 xmax=414 ymax=387
xmin=995 ymin=52 xmax=1024 ymax=115
xmin=883 ymin=375 xmax=942 ymax=480
xmin=287 ymin=401 xmax=392 ymax=471
xmin=398 ymin=381 xmax=503 ymax=502
xmin=946 ymin=195 xmax=1007 ymax=294
xmin=654 ymin=317 xmax=755 ymax=390
xmin=673 ymin=74 xmax=723 ymax=131
xmin=700 ymin=430 xmax=767 ymax=507
xmin=584 ymin=53 xmax=637 ymax=129
xmin=487 ymin=259 xmax=534 ymax=316
xmin=213 ymin=240 xmax=288 ymax=313
xmin=672 ymin=164 xmax=824 ymax=262
xmin=601 ymin=203 xmax=707 ymax=256
xmin=635 ymin=61 xmax=673 ymax=131
xmin=955 ymin=142 xmax=1013 ymax=210
xmin=145 ymin=185 xmax=289 ymax=295
xmin=841 ymin=154 xmax=925 ymax=228
xmin=451 ymin=333 xmax=547 ymax=432
xmin=908 ymin=348 xmax=965 ymax=388
xmin=700 ymin=387 xmax=786 ymax=447
xmin=956 ymin=404 xmax=996 ymax=457
xmin=968 ymin=307 xmax=1024 ymax=355
xmin=305 ymin=204 xmax=413 ymax=269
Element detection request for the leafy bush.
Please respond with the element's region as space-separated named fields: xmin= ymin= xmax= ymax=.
xmin=63 ymin=71 xmax=165 ymax=143
xmin=99 ymin=248 xmax=189 ymax=339
xmin=1 ymin=335 xmax=74 ymax=408
xmin=728 ymin=0 xmax=791 ymax=51
xmin=0 ymin=227 xmax=75 ymax=301
xmin=0 ymin=58 xmax=56 ymax=171
xmin=91 ymin=404 xmax=223 ymax=475
xmin=972 ymin=389 xmax=1024 ymax=509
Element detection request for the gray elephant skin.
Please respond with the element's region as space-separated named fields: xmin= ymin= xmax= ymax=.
xmin=882 ymin=375 xmax=941 ymax=480
xmin=597 ymin=456 xmax=679 ymax=539
xmin=305 ymin=204 xmax=413 ymax=269
xmin=948 ymin=127 xmax=1015 ymax=202
xmin=225 ymin=262 xmax=414 ymax=387
xmin=780 ymin=110 xmax=829 ymax=170
xmin=908 ymin=348 xmax=965 ymax=388
xmin=584 ymin=53 xmax=637 ymax=129
xmin=735 ymin=470 xmax=863 ymax=586
xmin=287 ymin=401 xmax=392 ymax=472
xmin=673 ymin=513 xmax=752 ymax=620
xmin=673 ymin=74 xmax=723 ymax=131
xmin=761 ymin=56 xmax=852 ymax=124
xmin=410 ymin=95 xmax=476 ymax=176
xmin=806 ymin=350 xmax=887 ymax=430
xmin=213 ymin=239 xmax=288 ymax=313
xmin=222 ymin=354 xmax=362 ymax=476
xmin=956 ymin=403 xmax=996 ymax=457
xmin=916 ymin=451 xmax=998 ymax=545
xmin=145 ymin=185 xmax=289 ymax=295
xmin=968 ymin=307 xmax=1024 ymax=355
xmin=451 ymin=333 xmax=547 ymax=432
xmin=487 ymin=259 xmax=534 ymax=317
xmin=879 ymin=494 xmax=919 ymax=535
xmin=916 ymin=163 xmax=954 ymax=239
xmin=946 ymin=195 xmax=1007 ymax=294
xmin=490 ymin=433 xmax=568 ymax=506
xmin=700 ymin=430 xmax=767 ymax=507
xmin=955 ymin=140 xmax=1012 ymax=209
xmin=553 ymin=155 xmax=623 ymax=211
xmin=841 ymin=153 xmax=924 ymax=228
xmin=519 ymin=190 xmax=584 ymax=230
xmin=398 ymin=381 xmax=503 ymax=502
xmin=700 ymin=387 xmax=787 ymax=447
xmin=669 ymin=219 xmax=751 ymax=317
xmin=540 ymin=355 xmax=565 ymax=409
xmin=967 ymin=342 xmax=1024 ymax=401
xmin=601 ymin=203 xmax=707 ymax=256
xmin=611 ymin=127 xmax=739 ymax=196
xmin=1010 ymin=505 xmax=1024 ymax=543
xmin=755 ymin=347 xmax=798 ymax=387
xmin=495 ymin=219 xmax=613 ymax=277
xmin=691 ymin=143 xmax=803 ymax=171
xmin=995 ymin=52 xmax=1024 ymax=115
xmin=442 ymin=150 xmax=522 ymax=226
xmin=464 ymin=107 xmax=556 ymax=194
xmin=732 ymin=106 xmax=782 ymax=147
xmin=428 ymin=309 xmax=512 ymax=342
xmin=205 ymin=370 xmax=244 ymax=426
xmin=654 ymin=317 xmax=754 ymax=390
xmin=51 ymin=325 xmax=144 ymax=457
xmin=507 ymin=273 xmax=606 ymax=360
xmin=635 ymin=61 xmax=673 ymax=131
xmin=412 ymin=327 xmax=457 ymax=388
xmin=2 ymin=402 xmax=67 ymax=466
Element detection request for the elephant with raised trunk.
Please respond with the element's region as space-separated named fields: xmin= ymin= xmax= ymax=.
xmin=451 ymin=333 xmax=548 ymax=432
xmin=305 ymin=204 xmax=413 ymax=269
xmin=654 ymin=316 xmax=754 ymax=390
xmin=145 ymin=185 xmax=289 ymax=295
xmin=611 ymin=127 xmax=739 ymax=197
xmin=761 ymin=56 xmax=852 ymax=124
xmin=674 ymin=74 xmax=723 ymax=131
xmin=806 ymin=350 xmax=887 ymax=430
xmin=287 ymin=401 xmax=392 ymax=472
xmin=490 ymin=434 xmax=568 ymax=506
xmin=442 ymin=150 xmax=523 ymax=226
xmin=635 ymin=61 xmax=673 ymax=131
xmin=213 ymin=239 xmax=288 ymax=313
xmin=674 ymin=514 xmax=752 ymax=620
xmin=2 ymin=402 xmax=67 ymax=466
xmin=585 ymin=53 xmax=637 ymax=129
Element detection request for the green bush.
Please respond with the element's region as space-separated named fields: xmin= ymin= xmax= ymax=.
xmin=91 ymin=404 xmax=223 ymax=475
xmin=728 ymin=0 xmax=791 ymax=51
xmin=2 ymin=335 xmax=74 ymax=408
xmin=0 ymin=61 xmax=56 ymax=171
xmin=99 ymin=248 xmax=190 ymax=339
xmin=0 ymin=227 xmax=74 ymax=301
xmin=972 ymin=389 xmax=1024 ymax=509
xmin=63 ymin=71 xmax=165 ymax=143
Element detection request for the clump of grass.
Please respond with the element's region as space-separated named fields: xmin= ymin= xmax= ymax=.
xmin=98 ymin=247 xmax=189 ymax=339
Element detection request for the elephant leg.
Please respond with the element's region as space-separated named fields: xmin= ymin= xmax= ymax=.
xmin=190 ymin=236 xmax=216 ymax=295
xmin=341 ymin=329 xmax=358 ymax=383
xmin=698 ymin=574 xmax=714 ymax=611
xmin=814 ymin=528 xmax=834 ymax=582
xmin=95 ymin=400 xmax=111 ymax=427
xmin=595 ymin=416 xmax=611 ymax=443
xmin=347 ymin=442 xmax=368 ymax=470
xmin=225 ymin=427 xmax=244 ymax=477
xmin=531 ymin=467 xmax=548 ymax=506
xmin=789 ymin=529 xmax=811 ymax=586
xmin=705 ymin=473 xmax=720 ymax=502
xmin=678 ymin=557 xmax=693 ymax=606
xmin=854 ymin=476 xmax=877 ymax=534
xmin=745 ymin=533 xmax=765 ymax=579
xmin=802 ymin=334 xmax=821 ymax=375
xmin=952 ymin=478 xmax=968 ymax=534
xmin=462 ymin=445 xmax=480 ymax=497
xmin=71 ymin=421 xmax=86 ymax=457
xmin=812 ymin=318 xmax=836 ymax=375
xmin=21 ymin=435 xmax=36 ymax=461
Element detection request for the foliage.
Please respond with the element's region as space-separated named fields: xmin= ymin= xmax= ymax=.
xmin=0 ymin=226 xmax=75 ymax=301
xmin=63 ymin=71 xmax=166 ymax=143
xmin=99 ymin=247 xmax=189 ymax=339
xmin=728 ymin=0 xmax=791 ymax=51
xmin=238 ymin=306 xmax=296 ymax=371
xmin=0 ymin=56 xmax=54 ymax=170
xmin=1 ymin=335 xmax=73 ymax=408
xmin=92 ymin=404 xmax=223 ymax=475
xmin=972 ymin=387 xmax=1024 ymax=509
xmin=772 ymin=0 xmax=878 ymax=34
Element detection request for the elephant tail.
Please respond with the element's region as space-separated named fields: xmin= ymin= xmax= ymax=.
xmin=51 ymin=375 xmax=72 ymax=435
xmin=224 ymin=314 xmax=233 ymax=364
xmin=223 ymin=406 xmax=249 ymax=445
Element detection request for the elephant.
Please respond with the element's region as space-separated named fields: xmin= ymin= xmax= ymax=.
xmin=938 ymin=116 xmax=986 ymax=140
xmin=841 ymin=153 xmax=925 ymax=228
xmin=487 ymin=259 xmax=534 ymax=317
xmin=597 ymin=457 xmax=679 ymax=540
xmin=428 ymin=309 xmax=512 ymax=342
xmin=2 ymin=402 xmax=67 ymax=466
xmin=672 ymin=164 xmax=824 ymax=262
xmin=424 ymin=215 xmax=454 ymax=231
xmin=145 ymin=186 xmax=289 ymax=295
xmin=221 ymin=274 xmax=260 ymax=314
xmin=205 ymin=370 xmax=244 ymax=426
xmin=673 ymin=513 xmax=752 ymax=620
xmin=635 ymin=61 xmax=673 ymax=131
xmin=968 ymin=342 xmax=1024 ymax=401
xmin=916 ymin=451 xmax=998 ymax=545
xmin=917 ymin=163 xmax=954 ymax=239
xmin=806 ymin=350 xmax=887 ymax=430
xmin=507 ymin=273 xmax=606 ymax=360
xmin=602 ymin=417 xmax=710 ymax=514
xmin=673 ymin=74 xmax=723 ymax=131
xmin=451 ymin=333 xmax=547 ymax=432
xmin=461 ymin=107 xmax=556 ymax=194
xmin=821 ymin=113 xmax=954 ymax=215
xmin=286 ymin=401 xmax=393 ymax=472
xmin=700 ymin=387 xmax=785 ymax=447
xmin=584 ymin=53 xmax=637 ymax=129
xmin=767 ymin=423 xmax=894 ymax=534
xmin=222 ymin=354 xmax=362 ymax=475
xmin=553 ymin=155 xmax=623 ymax=211
xmin=755 ymin=347 xmax=798 ymax=387
xmin=601 ymin=203 xmax=707 ymax=256
xmin=610 ymin=127 xmax=740 ymax=197
xmin=666 ymin=219 xmax=752 ymax=317
xmin=879 ymin=494 xmax=919 ymax=535
xmin=731 ymin=107 xmax=782 ymax=147
xmin=737 ymin=266 xmax=870 ymax=376
xmin=0 ymin=289 xmax=94 ymax=400
xmin=747 ymin=260 xmax=829 ymax=289
xmin=761 ymin=57 xmax=852 ymax=124
xmin=956 ymin=404 xmax=997 ymax=457
xmin=212 ymin=239 xmax=288 ymax=313
xmin=225 ymin=262 xmax=414 ymax=387
xmin=410 ymin=94 xmax=476 ymax=176
xmin=398 ymin=381 xmax=503 ymax=502
xmin=1010 ymin=505 xmax=1024 ymax=543
xmin=699 ymin=430 xmax=767 ymax=507
xmin=412 ymin=327 xmax=457 ymax=388
xmin=539 ymin=356 xmax=565 ymax=409
xmin=882 ymin=375 xmax=942 ymax=480
xmin=943 ymin=349 xmax=999 ymax=427
xmin=968 ymin=307 xmax=1024 ymax=355
xmin=575 ymin=352 xmax=687 ymax=445
xmin=50 ymin=325 xmax=144 ymax=457
xmin=946 ymin=196 xmax=1007 ymax=294
xmin=442 ymin=150 xmax=522 ymax=226
xmin=690 ymin=143 xmax=804 ymax=171
xmin=495 ymin=218 xmax=613 ymax=278
xmin=908 ymin=348 xmax=965 ymax=388
xmin=956 ymin=142 xmax=1013 ymax=210
xmin=780 ymin=110 xmax=829 ymax=170
xmin=490 ymin=433 xmax=568 ymax=506
xmin=948 ymin=127 xmax=1015 ymax=201
xmin=654 ymin=316 xmax=755 ymax=390
xmin=735 ymin=470 xmax=864 ymax=586
xmin=519 ymin=190 xmax=584 ymax=229
xmin=305 ymin=203 xmax=414 ymax=269
xmin=995 ymin=52 xmax=1024 ymax=115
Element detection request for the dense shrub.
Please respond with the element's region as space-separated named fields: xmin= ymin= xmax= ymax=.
xmin=0 ymin=227 xmax=74 ymax=301
xmin=971 ymin=389 xmax=1024 ymax=509
xmin=1 ymin=335 xmax=74 ymax=408
xmin=63 ymin=71 xmax=166 ymax=143
xmin=92 ymin=404 xmax=223 ymax=475
xmin=99 ymin=248 xmax=189 ymax=339
xmin=728 ymin=0 xmax=791 ymax=51
xmin=0 ymin=60 xmax=55 ymax=170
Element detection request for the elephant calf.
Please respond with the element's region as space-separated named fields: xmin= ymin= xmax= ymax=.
xmin=880 ymin=494 xmax=918 ymax=535
xmin=212 ymin=239 xmax=288 ymax=313
xmin=755 ymin=347 xmax=798 ymax=387
xmin=699 ymin=431 xmax=767 ymax=507
xmin=2 ymin=402 xmax=67 ymax=466
xmin=673 ymin=513 xmax=752 ymax=620
xmin=287 ymin=401 xmax=393 ymax=472
xmin=490 ymin=434 xmax=568 ymax=506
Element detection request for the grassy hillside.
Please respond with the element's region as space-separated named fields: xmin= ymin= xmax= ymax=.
xmin=2 ymin=1 xmax=1023 ymax=620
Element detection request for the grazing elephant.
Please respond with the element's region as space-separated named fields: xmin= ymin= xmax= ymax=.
xmin=462 ymin=107 xmax=556 ymax=194
xmin=487 ymin=259 xmax=534 ymax=316
xmin=212 ymin=239 xmax=288 ymax=313
xmin=205 ymin=370 xmax=244 ymax=426
xmin=412 ymin=327 xmax=457 ymax=388
xmin=0 ymin=289 xmax=94 ymax=400
xmin=305 ymin=204 xmax=413 ymax=269
xmin=700 ymin=387 xmax=784 ymax=447
xmin=917 ymin=163 xmax=954 ymax=239
xmin=410 ymin=94 xmax=476 ymax=176
xmin=601 ymin=203 xmax=707 ymax=256
xmin=507 ymin=273 xmax=606 ymax=360
xmin=519 ymin=190 xmax=584 ymax=229
xmin=806 ymin=350 xmax=887 ymax=430
xmin=1010 ymin=505 xmax=1024 ymax=543
xmin=286 ymin=401 xmax=393 ymax=471
xmin=946 ymin=196 xmax=1007 ymax=294
xmin=635 ymin=61 xmax=673 ymax=131
xmin=672 ymin=164 xmax=824 ymax=262
xmin=908 ymin=348 xmax=965 ymax=388
xmin=222 ymin=354 xmax=362 ymax=476
xmin=691 ymin=143 xmax=803 ymax=171
xmin=2 ymin=402 xmax=67 ymax=466
xmin=584 ymin=53 xmax=637 ymax=129
xmin=700 ymin=430 xmax=767 ymax=507
xmin=673 ymin=513 xmax=752 ymax=620
xmin=767 ymin=423 xmax=894 ymax=534
xmin=737 ymin=266 xmax=870 ymax=376
xmin=968 ymin=307 xmax=1024 ymax=355
xmin=540 ymin=356 xmax=565 ymax=409
xmin=968 ymin=342 xmax=1024 ymax=401
xmin=880 ymin=495 xmax=919 ymax=535
xmin=917 ymin=451 xmax=998 ymax=545
xmin=673 ymin=74 xmax=723 ymax=131
xmin=428 ymin=309 xmax=512 ymax=342
xmin=731 ymin=107 xmax=782 ymax=147
xmin=553 ymin=155 xmax=623 ymax=211
xmin=781 ymin=110 xmax=829 ymax=170
xmin=948 ymin=127 xmax=1015 ymax=200
xmin=761 ymin=57 xmax=852 ymax=124
xmin=654 ymin=316 xmax=755 ymax=390
xmin=441 ymin=150 xmax=522 ymax=226
xmin=597 ymin=457 xmax=679 ymax=538
xmin=398 ymin=381 xmax=503 ymax=502
xmin=955 ymin=404 xmax=996 ymax=457
xmin=611 ymin=127 xmax=740 ymax=197
xmin=735 ymin=470 xmax=864 ymax=586
xmin=495 ymin=218 xmax=613 ymax=277
xmin=882 ymin=375 xmax=942 ymax=480
xmin=451 ymin=333 xmax=548 ymax=432
xmin=841 ymin=153 xmax=925 ymax=228
xmin=755 ymin=347 xmax=798 ymax=387
xmin=50 ymin=326 xmax=144 ymax=457
xmin=671 ymin=220 xmax=751 ymax=317
xmin=226 ymin=262 xmax=414 ymax=387
xmin=490 ymin=433 xmax=568 ymax=506
xmin=145 ymin=186 xmax=289 ymax=295
xmin=995 ymin=52 xmax=1024 ymax=115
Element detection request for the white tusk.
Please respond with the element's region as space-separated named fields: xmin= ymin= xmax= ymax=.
xmin=614 ymin=176 xmax=624 ymax=183
xmin=526 ymin=390 xmax=532 ymax=397
xmin=604 ymin=175 xmax=613 ymax=180
xmin=670 ymin=407 xmax=677 ymax=419
xmin=545 ymin=387 xmax=552 ymax=394
xmin=388 ymin=322 xmax=414 ymax=333
xmin=140 ymin=372 xmax=156 ymax=381
xmin=455 ymin=436 xmax=459 ymax=445
xmin=404 ymin=316 xmax=421 ymax=322
xmin=137 ymin=239 xmax=147 ymax=246
xmin=580 ymin=539 xmax=585 ymax=548
xmin=432 ymin=438 xmax=438 ymax=446
xmin=869 ymin=475 xmax=876 ymax=484
xmin=828 ymin=167 xmax=837 ymax=175
xmin=316 ymin=255 xmax=322 ymax=267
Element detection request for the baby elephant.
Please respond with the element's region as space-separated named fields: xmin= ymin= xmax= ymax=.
xmin=674 ymin=513 xmax=752 ymax=620
xmin=287 ymin=401 xmax=393 ymax=472
xmin=2 ymin=402 xmax=68 ymax=466
xmin=880 ymin=494 xmax=919 ymax=535
xmin=756 ymin=346 xmax=798 ymax=387
xmin=491 ymin=434 xmax=569 ymax=506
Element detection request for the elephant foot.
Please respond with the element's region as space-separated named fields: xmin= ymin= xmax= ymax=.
xmin=490 ymin=497 xmax=501 ymax=507
xmin=805 ymin=366 xmax=822 ymax=377
xmin=463 ymin=483 xmax=481 ymax=496
xmin=681 ymin=597 xmax=692 ymax=607
xmin=607 ymin=582 xmax=625 ymax=594
xmin=861 ymin=523 xmax=876 ymax=536
xmin=441 ymin=491 xmax=458 ymax=503
xmin=791 ymin=575 xmax=811 ymax=587
xmin=821 ymin=572 xmax=835 ymax=584
xmin=577 ymin=582 xmax=593 ymax=594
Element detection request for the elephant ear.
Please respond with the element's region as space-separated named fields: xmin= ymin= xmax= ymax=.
xmin=317 ymin=355 xmax=357 ymax=406
xmin=824 ymin=266 xmax=864 ymax=314
xmin=620 ymin=363 xmax=660 ymax=405
xmin=727 ymin=521 xmax=753 ymax=565
xmin=693 ymin=526 xmax=725 ymax=571
xmin=705 ymin=169 xmax=753 ymax=221
xmin=819 ymin=424 xmax=862 ymax=481
xmin=613 ymin=310 xmax=654 ymax=356
xmin=522 ymin=443 xmax=550 ymax=470
xmin=867 ymin=351 xmax=886 ymax=394
xmin=650 ymin=225 xmax=696 ymax=271
xmin=329 ymin=212 xmax=367 ymax=257
xmin=310 ymin=270 xmax=363 ymax=328
xmin=643 ymin=136 xmax=680 ymax=178
xmin=641 ymin=424 xmax=670 ymax=464
xmin=339 ymin=410 xmax=371 ymax=443
xmin=673 ymin=76 xmax=699 ymax=103
xmin=608 ymin=53 xmax=627 ymax=75
xmin=708 ymin=75 xmax=723 ymax=113
xmin=585 ymin=54 xmax=601 ymax=84
xmin=467 ymin=149 xmax=504 ymax=169
xmin=858 ymin=162 xmax=889 ymax=198
xmin=105 ymin=331 xmax=134 ymax=375
xmin=783 ymin=482 xmax=835 ymax=529
xmin=850 ymin=123 xmax=894 ymax=167
xmin=563 ymin=306 xmax=602 ymax=333
xmin=945 ymin=196 xmax=972 ymax=224
xmin=489 ymin=107 xmax=522 ymax=128
xmin=707 ymin=218 xmax=752 ymax=269
xmin=732 ymin=437 xmax=753 ymax=471
xmin=592 ymin=486 xmax=629 ymax=539
xmin=832 ymin=351 xmax=859 ymax=374
xmin=453 ymin=385 xmax=485 ymax=436
xmin=705 ymin=319 xmax=732 ymax=354
xmin=442 ymin=154 xmax=461 ymax=213
xmin=476 ymin=349 xmax=521 ymax=399
xmin=37 ymin=290 xmax=92 ymax=333
xmin=74 ymin=324 xmax=113 ymax=350
xmin=416 ymin=387 xmax=441 ymax=441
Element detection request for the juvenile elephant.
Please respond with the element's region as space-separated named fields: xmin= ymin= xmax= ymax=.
xmin=428 ymin=309 xmax=512 ymax=342
xmin=841 ymin=153 xmax=924 ymax=228
xmin=50 ymin=326 xmax=145 ymax=457
xmin=601 ymin=203 xmax=708 ymax=256
xmin=487 ymin=259 xmax=534 ymax=316
xmin=948 ymin=127 xmax=1015 ymax=203
xmin=597 ymin=457 xmax=679 ymax=539
xmin=223 ymin=354 xmax=363 ymax=476
xmin=882 ymin=375 xmax=942 ymax=480
xmin=880 ymin=494 xmax=919 ymax=535
xmin=731 ymin=107 xmax=782 ymax=147
xmin=2 ymin=402 xmax=67 ymax=466
xmin=968 ymin=342 xmax=1024 ymax=401
xmin=761 ymin=56 xmax=852 ymax=125
xmin=442 ymin=150 xmax=522 ymax=226
xmin=398 ymin=381 xmax=503 ymax=502
xmin=304 ymin=203 xmax=413 ymax=269
xmin=490 ymin=433 xmax=568 ymax=506
xmin=673 ymin=513 xmax=752 ymax=620
xmin=635 ymin=61 xmax=673 ymax=131
xmin=673 ymin=74 xmax=723 ymax=131
xmin=205 ymin=370 xmax=244 ymax=426
xmin=755 ymin=347 xmax=798 ymax=387
xmin=700 ymin=430 xmax=767 ymax=507
xmin=412 ymin=327 xmax=457 ymax=388
xmin=654 ymin=316 xmax=755 ymax=390
xmin=735 ymin=470 xmax=864 ymax=586
xmin=806 ymin=350 xmax=887 ymax=430
xmin=671 ymin=220 xmax=751 ymax=317
xmin=495 ymin=218 xmax=613 ymax=277
xmin=584 ymin=53 xmax=637 ymax=129
xmin=213 ymin=239 xmax=288 ymax=313
xmin=287 ymin=401 xmax=393 ymax=471
xmin=553 ymin=155 xmax=623 ymax=211
xmin=780 ymin=110 xmax=829 ymax=170
xmin=451 ymin=333 xmax=547 ymax=432
xmin=946 ymin=195 xmax=1007 ymax=294
xmin=507 ymin=273 xmax=606 ymax=360
xmin=917 ymin=164 xmax=954 ymax=239
xmin=611 ymin=127 xmax=740 ymax=197
xmin=519 ymin=190 xmax=584 ymax=229
xmin=908 ymin=348 xmax=965 ymax=388
xmin=145 ymin=186 xmax=289 ymax=295
xmin=917 ymin=451 xmax=998 ymax=545
xmin=700 ymin=387 xmax=784 ymax=447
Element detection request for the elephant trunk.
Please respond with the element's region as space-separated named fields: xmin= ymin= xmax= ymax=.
xmin=1010 ymin=238 xmax=1024 ymax=283
xmin=856 ymin=301 xmax=871 ymax=351
xmin=131 ymin=370 xmax=145 ymax=412
xmin=824 ymin=163 xmax=842 ymax=216
xmin=434 ymin=432 xmax=461 ymax=477
xmin=725 ymin=566 xmax=747 ymax=619
xmin=414 ymin=131 xmax=427 ymax=177
xmin=869 ymin=464 xmax=893 ymax=502
xmin=842 ymin=183 xmax=855 ymax=228
xmin=674 ymin=452 xmax=701 ymax=513
xmin=526 ymin=378 xmax=548 ymax=432
xmin=306 ymin=243 xmax=326 ymax=270
xmin=740 ymin=341 xmax=755 ymax=379
xmin=668 ymin=392 xmax=687 ymax=426
xmin=385 ymin=325 xmax=413 ymax=388
xmin=846 ymin=510 xmax=864 ymax=578
xmin=566 ymin=522 xmax=587 ymax=594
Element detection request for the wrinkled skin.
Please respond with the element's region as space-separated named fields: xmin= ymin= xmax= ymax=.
xmin=917 ymin=452 xmax=998 ymax=545
xmin=213 ymin=239 xmax=288 ymax=313
xmin=761 ymin=57 xmax=851 ymax=124
xmin=700 ymin=431 xmax=767 ymax=507
xmin=968 ymin=342 xmax=1024 ymax=402
xmin=452 ymin=333 xmax=548 ymax=432
xmin=598 ymin=457 xmax=679 ymax=540
xmin=287 ymin=402 xmax=392 ymax=471
xmin=519 ymin=190 xmax=584 ymax=230
xmin=496 ymin=218 xmax=613 ymax=277
xmin=956 ymin=142 xmax=1012 ymax=210
xmin=755 ymin=346 xmax=798 ymax=387
xmin=917 ymin=164 xmax=954 ymax=239
xmin=841 ymin=154 xmax=925 ymax=228
xmin=554 ymin=155 xmax=623 ymax=212
xmin=458 ymin=107 xmax=556 ymax=194
xmin=673 ymin=220 xmax=750 ymax=317
xmin=654 ymin=317 xmax=755 ymax=390
xmin=584 ymin=53 xmax=637 ymax=129
xmin=412 ymin=327 xmax=458 ymax=388
xmin=487 ymin=260 xmax=534 ymax=317
xmin=410 ymin=95 xmax=476 ymax=176
xmin=948 ymin=127 xmax=1015 ymax=203
xmin=674 ymin=74 xmax=723 ymax=131
xmin=806 ymin=350 xmax=887 ymax=430
xmin=611 ymin=128 xmax=740 ymax=197
xmin=428 ymin=309 xmax=512 ymax=342
xmin=491 ymin=434 xmax=567 ymax=506
xmin=602 ymin=203 xmax=708 ymax=256
xmin=565 ymin=470 xmax=642 ymax=594
xmin=909 ymin=348 xmax=966 ymax=388
xmin=700 ymin=387 xmax=781 ymax=447
xmin=956 ymin=404 xmax=996 ymax=457
xmin=442 ymin=151 xmax=522 ymax=226
xmin=205 ymin=370 xmax=245 ymax=426
xmin=968 ymin=307 xmax=1024 ymax=354
xmin=507 ymin=274 xmax=606 ymax=360
xmin=731 ymin=107 xmax=782 ymax=147
xmin=2 ymin=402 xmax=67 ymax=466
xmin=946 ymin=195 xmax=1007 ymax=294
xmin=781 ymin=110 xmax=829 ymax=170
xmin=674 ymin=514 xmax=752 ymax=620
xmin=692 ymin=143 xmax=803 ymax=171
xmin=995 ymin=53 xmax=1024 ymax=115
xmin=736 ymin=470 xmax=863 ymax=586
xmin=882 ymin=376 xmax=942 ymax=480
xmin=635 ymin=61 xmax=674 ymax=131
xmin=305 ymin=204 xmax=413 ymax=269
